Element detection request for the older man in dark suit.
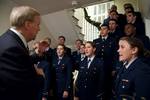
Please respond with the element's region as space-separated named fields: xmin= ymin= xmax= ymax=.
xmin=0 ymin=6 xmax=41 ymax=100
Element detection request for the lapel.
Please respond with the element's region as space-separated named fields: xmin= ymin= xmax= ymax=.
xmin=76 ymin=51 xmax=80 ymax=56
xmin=115 ymin=63 xmax=125 ymax=89
xmin=104 ymin=36 xmax=111 ymax=44
xmin=99 ymin=37 xmax=103 ymax=43
xmin=78 ymin=53 xmax=81 ymax=61
xmin=8 ymin=30 xmax=29 ymax=54
xmin=83 ymin=57 xmax=88 ymax=68
xmin=115 ymin=59 xmax=139 ymax=88
xmin=123 ymin=59 xmax=138 ymax=76
xmin=97 ymin=37 xmax=103 ymax=43
xmin=57 ymin=55 xmax=65 ymax=66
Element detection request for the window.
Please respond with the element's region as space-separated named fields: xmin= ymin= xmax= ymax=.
xmin=107 ymin=3 xmax=110 ymax=10
xmin=98 ymin=5 xmax=101 ymax=14
xmin=82 ymin=1 xmax=114 ymax=41
xmin=93 ymin=17 xmax=96 ymax=21
xmin=98 ymin=16 xmax=101 ymax=22
xmin=102 ymin=15 xmax=105 ymax=21
xmin=94 ymin=6 xmax=97 ymax=15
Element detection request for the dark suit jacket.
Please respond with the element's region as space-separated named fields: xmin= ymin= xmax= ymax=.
xmin=75 ymin=57 xmax=104 ymax=100
xmin=0 ymin=29 xmax=38 ymax=100
xmin=115 ymin=58 xmax=150 ymax=99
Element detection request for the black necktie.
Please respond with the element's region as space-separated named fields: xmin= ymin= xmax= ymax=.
xmin=102 ymin=38 xmax=105 ymax=42
xmin=87 ymin=59 xmax=91 ymax=68
xmin=81 ymin=55 xmax=85 ymax=61
xmin=123 ymin=62 xmax=128 ymax=72
xmin=58 ymin=59 xmax=61 ymax=65
xmin=26 ymin=45 xmax=30 ymax=54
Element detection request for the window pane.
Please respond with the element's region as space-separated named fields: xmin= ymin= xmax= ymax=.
xmin=94 ymin=6 xmax=97 ymax=15
xmin=82 ymin=1 xmax=114 ymax=41
xmin=98 ymin=16 xmax=101 ymax=22
xmin=98 ymin=5 xmax=101 ymax=14
xmin=107 ymin=3 xmax=110 ymax=10
xmin=94 ymin=17 xmax=96 ymax=21
xmin=102 ymin=4 xmax=105 ymax=13
xmin=102 ymin=16 xmax=105 ymax=21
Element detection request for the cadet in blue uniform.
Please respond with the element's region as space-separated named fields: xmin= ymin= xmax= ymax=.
xmin=114 ymin=37 xmax=150 ymax=99
xmin=52 ymin=44 xmax=72 ymax=100
xmin=54 ymin=36 xmax=71 ymax=57
xmin=72 ymin=39 xmax=83 ymax=71
xmin=31 ymin=40 xmax=52 ymax=100
xmin=124 ymin=23 xmax=150 ymax=51
xmin=108 ymin=19 xmax=124 ymax=43
xmin=74 ymin=41 xmax=104 ymax=100
xmin=93 ymin=24 xmax=118 ymax=100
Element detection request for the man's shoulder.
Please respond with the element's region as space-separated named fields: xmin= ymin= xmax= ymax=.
xmin=93 ymin=38 xmax=101 ymax=42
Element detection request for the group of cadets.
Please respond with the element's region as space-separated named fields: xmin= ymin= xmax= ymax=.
xmin=30 ymin=3 xmax=150 ymax=100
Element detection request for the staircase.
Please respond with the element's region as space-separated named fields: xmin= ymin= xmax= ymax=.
xmin=41 ymin=9 xmax=84 ymax=50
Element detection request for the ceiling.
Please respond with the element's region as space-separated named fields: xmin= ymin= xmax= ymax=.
xmin=11 ymin=0 xmax=107 ymax=15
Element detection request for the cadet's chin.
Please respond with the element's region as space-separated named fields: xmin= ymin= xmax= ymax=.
xmin=119 ymin=56 xmax=124 ymax=62
xmin=85 ymin=53 xmax=90 ymax=57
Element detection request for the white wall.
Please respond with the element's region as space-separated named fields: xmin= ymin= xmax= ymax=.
xmin=42 ymin=10 xmax=80 ymax=49
xmin=145 ymin=19 xmax=150 ymax=37
xmin=0 ymin=0 xmax=56 ymax=48
xmin=74 ymin=8 xmax=84 ymax=27
xmin=114 ymin=0 xmax=138 ymax=14
xmin=138 ymin=0 xmax=150 ymax=19
xmin=138 ymin=0 xmax=150 ymax=37
xmin=0 ymin=0 xmax=18 ymax=34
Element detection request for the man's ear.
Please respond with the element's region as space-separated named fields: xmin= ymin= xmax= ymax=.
xmin=132 ymin=47 xmax=138 ymax=55
xmin=24 ymin=21 xmax=31 ymax=29
xmin=134 ymin=15 xmax=137 ymax=20
xmin=93 ymin=48 xmax=96 ymax=53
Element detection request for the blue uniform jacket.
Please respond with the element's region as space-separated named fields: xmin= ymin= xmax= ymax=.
xmin=37 ymin=61 xmax=51 ymax=97
xmin=93 ymin=36 xmax=118 ymax=72
xmin=75 ymin=57 xmax=104 ymax=100
xmin=52 ymin=55 xmax=72 ymax=94
xmin=71 ymin=51 xmax=81 ymax=71
xmin=115 ymin=58 xmax=150 ymax=100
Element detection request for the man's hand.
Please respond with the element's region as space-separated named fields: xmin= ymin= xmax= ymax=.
xmin=34 ymin=65 xmax=45 ymax=77
xmin=74 ymin=96 xmax=79 ymax=100
xmin=63 ymin=91 xmax=69 ymax=98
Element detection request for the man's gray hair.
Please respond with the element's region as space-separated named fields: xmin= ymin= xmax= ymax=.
xmin=10 ymin=6 xmax=40 ymax=27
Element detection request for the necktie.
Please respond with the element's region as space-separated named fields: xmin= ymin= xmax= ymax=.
xmin=87 ymin=59 xmax=91 ymax=68
xmin=58 ymin=59 xmax=61 ymax=65
xmin=81 ymin=55 xmax=85 ymax=61
xmin=102 ymin=38 xmax=105 ymax=42
xmin=123 ymin=62 xmax=128 ymax=72
xmin=26 ymin=45 xmax=29 ymax=54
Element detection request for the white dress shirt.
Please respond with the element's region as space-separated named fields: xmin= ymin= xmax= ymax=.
xmin=10 ymin=27 xmax=28 ymax=48
xmin=124 ymin=57 xmax=138 ymax=69
xmin=87 ymin=55 xmax=95 ymax=69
